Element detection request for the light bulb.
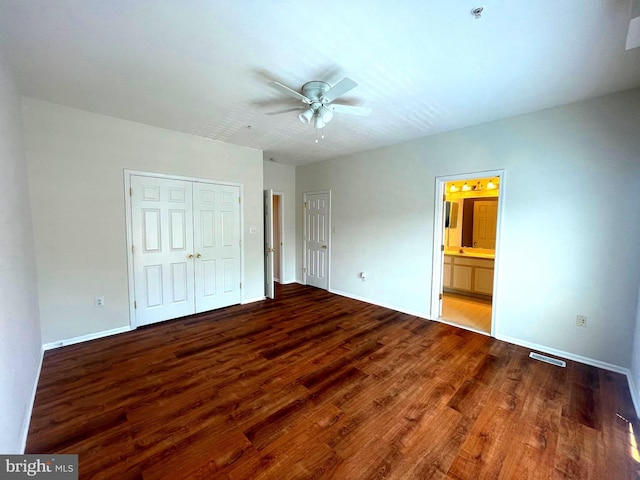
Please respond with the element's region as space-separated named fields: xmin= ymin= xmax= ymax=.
xmin=299 ymin=108 xmax=314 ymax=124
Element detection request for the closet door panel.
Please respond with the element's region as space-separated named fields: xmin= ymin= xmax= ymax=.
xmin=131 ymin=176 xmax=195 ymax=326
xmin=193 ymin=182 xmax=241 ymax=312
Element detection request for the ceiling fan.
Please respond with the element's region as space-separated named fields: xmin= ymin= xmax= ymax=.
xmin=267 ymin=77 xmax=371 ymax=131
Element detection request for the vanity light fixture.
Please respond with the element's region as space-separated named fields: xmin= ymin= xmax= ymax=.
xmin=449 ymin=184 xmax=459 ymax=193
xmin=461 ymin=182 xmax=471 ymax=192
xmin=486 ymin=179 xmax=497 ymax=190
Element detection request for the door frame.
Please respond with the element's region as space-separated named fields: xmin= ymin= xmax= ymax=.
xmin=264 ymin=189 xmax=274 ymax=299
xmin=430 ymin=169 xmax=505 ymax=337
xmin=302 ymin=190 xmax=332 ymax=289
xmin=263 ymin=190 xmax=286 ymax=299
xmin=273 ymin=191 xmax=285 ymax=283
xmin=124 ymin=169 xmax=245 ymax=329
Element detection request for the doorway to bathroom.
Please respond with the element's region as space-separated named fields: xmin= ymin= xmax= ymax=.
xmin=431 ymin=171 xmax=504 ymax=336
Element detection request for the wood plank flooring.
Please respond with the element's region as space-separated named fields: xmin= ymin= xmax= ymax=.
xmin=27 ymin=283 xmax=639 ymax=479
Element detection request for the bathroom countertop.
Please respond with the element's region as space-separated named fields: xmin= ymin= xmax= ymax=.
xmin=444 ymin=250 xmax=495 ymax=259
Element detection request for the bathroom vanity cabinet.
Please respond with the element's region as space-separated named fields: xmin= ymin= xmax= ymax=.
xmin=443 ymin=254 xmax=494 ymax=296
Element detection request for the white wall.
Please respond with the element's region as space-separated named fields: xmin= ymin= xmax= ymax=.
xmin=297 ymin=88 xmax=640 ymax=369
xmin=263 ymin=160 xmax=296 ymax=283
xmin=631 ymin=282 xmax=640 ymax=408
xmin=22 ymin=99 xmax=264 ymax=344
xmin=0 ymin=53 xmax=42 ymax=452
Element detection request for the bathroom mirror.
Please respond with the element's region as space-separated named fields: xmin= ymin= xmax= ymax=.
xmin=445 ymin=197 xmax=497 ymax=249
xmin=444 ymin=201 xmax=458 ymax=228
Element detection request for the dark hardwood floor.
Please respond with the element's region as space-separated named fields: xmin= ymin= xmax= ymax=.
xmin=27 ymin=283 xmax=639 ymax=479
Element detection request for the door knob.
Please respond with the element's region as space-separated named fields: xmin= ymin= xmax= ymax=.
xmin=188 ymin=254 xmax=194 ymax=259
xmin=196 ymin=253 xmax=202 ymax=258
xmin=321 ymin=245 xmax=327 ymax=249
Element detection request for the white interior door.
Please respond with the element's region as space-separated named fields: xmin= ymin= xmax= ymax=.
xmin=438 ymin=196 xmax=448 ymax=317
xmin=273 ymin=194 xmax=282 ymax=282
xmin=264 ymin=189 xmax=274 ymax=299
xmin=193 ymin=182 xmax=241 ymax=312
xmin=131 ymin=175 xmax=195 ymax=326
xmin=473 ymin=200 xmax=498 ymax=248
xmin=304 ymin=192 xmax=330 ymax=290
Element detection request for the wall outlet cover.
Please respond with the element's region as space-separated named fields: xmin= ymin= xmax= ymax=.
xmin=576 ymin=314 xmax=587 ymax=327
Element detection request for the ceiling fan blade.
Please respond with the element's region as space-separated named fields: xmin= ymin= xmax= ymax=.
xmin=322 ymin=77 xmax=358 ymax=103
xmin=329 ymin=104 xmax=372 ymax=116
xmin=268 ymin=82 xmax=311 ymax=104
xmin=265 ymin=107 xmax=306 ymax=116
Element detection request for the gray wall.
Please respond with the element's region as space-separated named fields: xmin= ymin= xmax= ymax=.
xmin=0 ymin=51 xmax=42 ymax=453
xmin=23 ymin=99 xmax=264 ymax=344
xmin=297 ymin=88 xmax=640 ymax=369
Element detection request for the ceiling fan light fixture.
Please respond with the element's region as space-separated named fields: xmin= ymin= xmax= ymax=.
xmin=314 ymin=114 xmax=325 ymax=130
xmin=319 ymin=105 xmax=334 ymax=123
xmin=298 ymin=108 xmax=314 ymax=124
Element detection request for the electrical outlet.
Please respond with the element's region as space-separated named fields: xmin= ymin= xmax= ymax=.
xmin=576 ymin=314 xmax=587 ymax=327
xmin=94 ymin=296 xmax=105 ymax=308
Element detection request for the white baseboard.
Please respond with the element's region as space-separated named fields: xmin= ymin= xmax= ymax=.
xmin=279 ymin=279 xmax=297 ymax=285
xmin=20 ymin=346 xmax=44 ymax=453
xmin=498 ymin=335 xmax=640 ymax=416
xmin=242 ymin=296 xmax=266 ymax=305
xmin=495 ymin=334 xmax=627 ymax=374
xmin=328 ymin=288 xmax=429 ymax=320
xmin=43 ymin=325 xmax=133 ymax=351
xmin=624 ymin=371 xmax=640 ymax=418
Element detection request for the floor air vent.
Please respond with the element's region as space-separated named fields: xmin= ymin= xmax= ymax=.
xmin=529 ymin=352 xmax=566 ymax=367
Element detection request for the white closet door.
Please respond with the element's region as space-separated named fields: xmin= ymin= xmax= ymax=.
xmin=193 ymin=182 xmax=241 ymax=312
xmin=131 ymin=176 xmax=195 ymax=326
xmin=304 ymin=192 xmax=330 ymax=289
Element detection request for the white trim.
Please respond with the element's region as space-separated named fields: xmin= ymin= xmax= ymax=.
xmin=20 ymin=347 xmax=44 ymax=453
xmin=43 ymin=326 xmax=133 ymax=351
xmin=431 ymin=169 xmax=506 ymax=338
xmin=280 ymin=279 xmax=297 ymax=285
xmin=498 ymin=334 xmax=640 ymax=416
xmin=273 ymin=191 xmax=285 ymax=288
xmin=624 ymin=371 xmax=640 ymax=418
xmin=302 ymin=190 xmax=332 ymax=290
xmin=124 ymin=169 xmax=245 ymax=328
xmin=242 ymin=296 xmax=266 ymax=304
xmin=328 ymin=288 xmax=428 ymax=320
xmin=495 ymin=333 xmax=627 ymax=374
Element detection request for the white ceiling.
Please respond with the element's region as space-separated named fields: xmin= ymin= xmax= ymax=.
xmin=1 ymin=1 xmax=639 ymax=166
